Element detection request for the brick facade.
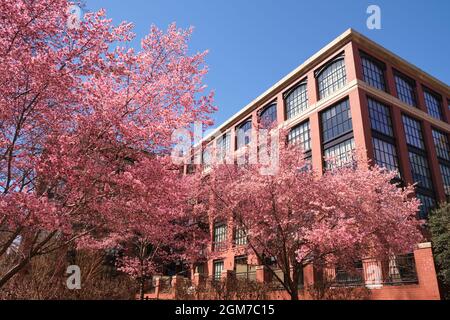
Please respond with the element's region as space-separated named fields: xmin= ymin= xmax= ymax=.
xmin=172 ymin=29 xmax=449 ymax=300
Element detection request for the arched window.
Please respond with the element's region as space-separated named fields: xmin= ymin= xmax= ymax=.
xmin=316 ymin=55 xmax=347 ymax=99
xmin=285 ymin=82 xmax=308 ymax=119
xmin=259 ymin=104 xmax=277 ymax=128
xmin=236 ymin=120 xmax=252 ymax=149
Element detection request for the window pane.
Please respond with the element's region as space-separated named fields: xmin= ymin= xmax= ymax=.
xmin=402 ymin=115 xmax=425 ymax=150
xmin=217 ymin=133 xmax=231 ymax=162
xmin=424 ymin=91 xmax=443 ymax=120
xmin=285 ymin=83 xmax=308 ymax=119
xmin=260 ymin=104 xmax=277 ymax=128
xmin=213 ymin=223 xmax=227 ymax=252
xmin=234 ymin=224 xmax=247 ymax=246
xmin=288 ymin=121 xmax=311 ymax=151
xmin=237 ymin=121 xmax=252 ymax=149
xmin=324 ymin=138 xmax=355 ymax=170
xmin=432 ymin=129 xmax=450 ymax=161
xmin=361 ymin=56 xmax=386 ymax=91
xmin=409 ymin=151 xmax=433 ymax=190
xmin=202 ymin=144 xmax=212 ymax=169
xmin=372 ymin=138 xmax=399 ymax=172
xmin=368 ymin=98 xmax=393 ymax=137
xmin=234 ymin=256 xmax=248 ymax=274
xmin=195 ymin=263 xmax=206 ymax=275
xmin=213 ymin=260 xmax=224 ymax=281
xmin=440 ymin=164 xmax=450 ymax=196
xmin=317 ymin=58 xmax=347 ymax=99
xmin=416 ymin=193 xmax=436 ymax=219
xmin=321 ymin=99 xmax=352 ymax=143
xmin=395 ymin=74 xmax=416 ymax=107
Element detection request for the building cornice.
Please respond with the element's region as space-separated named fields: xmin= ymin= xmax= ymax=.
xmin=350 ymin=30 xmax=449 ymax=93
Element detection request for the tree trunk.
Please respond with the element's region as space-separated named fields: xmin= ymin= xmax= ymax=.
xmin=0 ymin=257 xmax=31 ymax=289
xmin=0 ymin=231 xmax=57 ymax=289
xmin=290 ymin=266 xmax=301 ymax=300
xmin=290 ymin=285 xmax=299 ymax=300
xmin=290 ymin=293 xmax=299 ymax=300
xmin=139 ymin=278 xmax=145 ymax=300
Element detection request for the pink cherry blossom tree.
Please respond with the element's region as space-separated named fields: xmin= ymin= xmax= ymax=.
xmin=200 ymin=135 xmax=422 ymax=300
xmin=0 ymin=0 xmax=214 ymax=289
xmin=108 ymin=159 xmax=208 ymax=299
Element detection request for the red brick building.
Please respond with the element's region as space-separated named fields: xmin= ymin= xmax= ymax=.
xmin=150 ymin=29 xmax=449 ymax=300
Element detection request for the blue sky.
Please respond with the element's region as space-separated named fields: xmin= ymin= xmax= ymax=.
xmin=86 ymin=0 xmax=450 ymax=127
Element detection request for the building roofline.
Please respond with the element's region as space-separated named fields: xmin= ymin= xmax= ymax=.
xmin=202 ymin=28 xmax=449 ymax=144
xmin=349 ymin=29 xmax=449 ymax=91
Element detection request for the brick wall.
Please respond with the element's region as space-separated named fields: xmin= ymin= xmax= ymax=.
xmin=369 ymin=243 xmax=440 ymax=300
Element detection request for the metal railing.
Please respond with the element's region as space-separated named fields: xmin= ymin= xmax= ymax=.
xmin=268 ymin=269 xmax=286 ymax=291
xmin=195 ymin=276 xmax=223 ymax=293
xmin=147 ymin=275 xmax=194 ymax=296
xmin=235 ymin=271 xmax=257 ymax=282
xmin=159 ymin=276 xmax=173 ymax=293
xmin=324 ymin=254 xmax=418 ymax=288
xmin=147 ymin=278 xmax=157 ymax=294
xmin=383 ymin=253 xmax=418 ymax=285
xmin=329 ymin=268 xmax=364 ymax=287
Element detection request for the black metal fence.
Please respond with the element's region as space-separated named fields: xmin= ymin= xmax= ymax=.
xmin=324 ymin=254 xmax=418 ymax=287
xmin=146 ymin=254 xmax=418 ymax=298
xmin=159 ymin=276 xmax=173 ymax=293
xmin=235 ymin=270 xmax=257 ymax=282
